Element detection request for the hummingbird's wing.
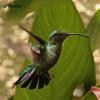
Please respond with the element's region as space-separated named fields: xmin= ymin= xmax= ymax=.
xmin=4 ymin=39 xmax=41 ymax=61
xmin=19 ymin=25 xmax=46 ymax=45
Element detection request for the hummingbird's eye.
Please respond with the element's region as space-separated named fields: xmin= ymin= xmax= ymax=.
xmin=54 ymin=33 xmax=60 ymax=37
xmin=49 ymin=32 xmax=61 ymax=42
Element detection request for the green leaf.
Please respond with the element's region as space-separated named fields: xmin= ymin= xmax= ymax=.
xmin=82 ymin=8 xmax=100 ymax=100
xmin=81 ymin=91 xmax=97 ymax=100
xmin=87 ymin=9 xmax=100 ymax=51
xmin=13 ymin=0 xmax=95 ymax=100
xmin=5 ymin=0 xmax=46 ymax=22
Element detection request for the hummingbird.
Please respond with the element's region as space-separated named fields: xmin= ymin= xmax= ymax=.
xmin=13 ymin=25 xmax=89 ymax=89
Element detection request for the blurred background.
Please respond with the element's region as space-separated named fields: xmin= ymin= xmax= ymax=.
xmin=0 ymin=0 xmax=100 ymax=100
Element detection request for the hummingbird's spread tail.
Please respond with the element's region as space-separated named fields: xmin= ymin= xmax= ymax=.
xmin=13 ymin=64 xmax=51 ymax=89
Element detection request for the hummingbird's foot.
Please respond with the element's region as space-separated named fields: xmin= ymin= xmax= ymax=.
xmin=50 ymin=74 xmax=55 ymax=78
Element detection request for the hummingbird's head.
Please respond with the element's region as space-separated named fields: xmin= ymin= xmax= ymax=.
xmin=49 ymin=31 xmax=89 ymax=44
xmin=49 ymin=31 xmax=69 ymax=44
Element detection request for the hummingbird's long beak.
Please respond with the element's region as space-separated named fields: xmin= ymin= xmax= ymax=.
xmin=62 ymin=32 xmax=89 ymax=38
xmin=61 ymin=32 xmax=70 ymax=37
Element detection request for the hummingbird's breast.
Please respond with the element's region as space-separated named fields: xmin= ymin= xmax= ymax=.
xmin=45 ymin=43 xmax=62 ymax=68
